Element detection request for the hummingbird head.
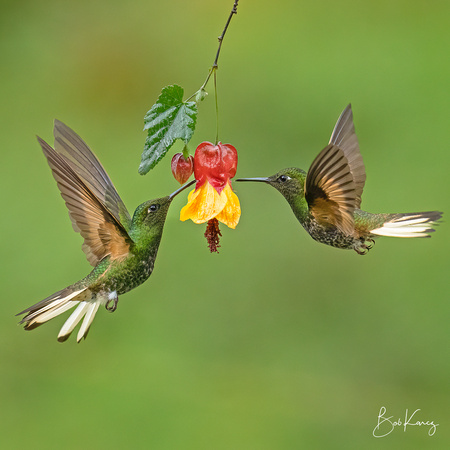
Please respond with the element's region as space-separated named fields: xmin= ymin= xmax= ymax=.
xmin=132 ymin=179 xmax=196 ymax=232
xmin=132 ymin=197 xmax=173 ymax=232
xmin=237 ymin=168 xmax=306 ymax=202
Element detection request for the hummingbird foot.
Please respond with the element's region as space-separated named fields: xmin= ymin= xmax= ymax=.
xmin=366 ymin=238 xmax=375 ymax=249
xmin=354 ymin=238 xmax=376 ymax=255
xmin=105 ymin=291 xmax=119 ymax=312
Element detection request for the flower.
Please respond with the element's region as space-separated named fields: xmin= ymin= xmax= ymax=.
xmin=180 ymin=141 xmax=241 ymax=229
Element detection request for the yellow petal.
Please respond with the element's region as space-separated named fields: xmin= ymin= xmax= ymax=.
xmin=180 ymin=182 xmax=227 ymax=224
xmin=215 ymin=183 xmax=241 ymax=229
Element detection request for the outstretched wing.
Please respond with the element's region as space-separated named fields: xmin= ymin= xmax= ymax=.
xmin=305 ymin=144 xmax=357 ymax=236
xmin=53 ymin=120 xmax=132 ymax=229
xmin=38 ymin=122 xmax=132 ymax=266
xmin=328 ymin=104 xmax=366 ymax=208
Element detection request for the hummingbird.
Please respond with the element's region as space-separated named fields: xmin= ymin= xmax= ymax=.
xmin=237 ymin=105 xmax=442 ymax=255
xmin=17 ymin=120 xmax=195 ymax=342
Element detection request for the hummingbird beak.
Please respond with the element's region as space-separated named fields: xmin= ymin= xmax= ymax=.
xmin=235 ymin=177 xmax=270 ymax=183
xmin=169 ymin=179 xmax=196 ymax=199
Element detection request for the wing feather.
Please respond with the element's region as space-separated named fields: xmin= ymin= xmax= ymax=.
xmin=305 ymin=144 xmax=357 ymax=235
xmin=328 ymin=104 xmax=366 ymax=208
xmin=53 ymin=120 xmax=132 ymax=230
xmin=38 ymin=135 xmax=132 ymax=266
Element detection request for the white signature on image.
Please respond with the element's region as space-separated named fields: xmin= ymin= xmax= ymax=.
xmin=373 ymin=406 xmax=438 ymax=438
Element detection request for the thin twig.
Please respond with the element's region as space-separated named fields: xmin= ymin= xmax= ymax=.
xmin=186 ymin=1 xmax=239 ymax=101
xmin=214 ymin=69 xmax=219 ymax=144
xmin=213 ymin=0 xmax=239 ymax=69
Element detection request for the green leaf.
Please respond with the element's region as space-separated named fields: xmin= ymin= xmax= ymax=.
xmin=139 ymin=85 xmax=197 ymax=175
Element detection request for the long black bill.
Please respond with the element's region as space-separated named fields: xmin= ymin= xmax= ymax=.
xmin=235 ymin=177 xmax=270 ymax=183
xmin=169 ymin=179 xmax=196 ymax=199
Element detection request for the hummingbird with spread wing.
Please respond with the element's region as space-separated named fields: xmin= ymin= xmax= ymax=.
xmin=237 ymin=105 xmax=442 ymax=254
xmin=18 ymin=121 xmax=194 ymax=342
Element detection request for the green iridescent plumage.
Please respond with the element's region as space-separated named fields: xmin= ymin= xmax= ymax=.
xmin=17 ymin=121 xmax=194 ymax=342
xmin=238 ymin=105 xmax=442 ymax=254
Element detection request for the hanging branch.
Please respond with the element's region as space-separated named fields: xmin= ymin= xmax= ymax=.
xmin=139 ymin=0 xmax=240 ymax=174
xmin=195 ymin=0 xmax=240 ymax=95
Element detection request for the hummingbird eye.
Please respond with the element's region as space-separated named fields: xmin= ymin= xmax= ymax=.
xmin=278 ymin=175 xmax=290 ymax=183
xmin=148 ymin=204 xmax=160 ymax=213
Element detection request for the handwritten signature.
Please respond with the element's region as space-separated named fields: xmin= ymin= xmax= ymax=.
xmin=373 ymin=406 xmax=438 ymax=438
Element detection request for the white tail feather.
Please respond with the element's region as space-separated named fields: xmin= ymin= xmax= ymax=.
xmin=25 ymin=297 xmax=65 ymax=321
xmin=19 ymin=287 xmax=109 ymax=342
xmin=22 ymin=288 xmax=87 ymax=326
xmin=28 ymin=300 xmax=79 ymax=327
xmin=25 ymin=289 xmax=83 ymax=321
xmin=77 ymin=302 xmax=101 ymax=343
xmin=58 ymin=302 xmax=89 ymax=341
xmin=371 ymin=213 xmax=441 ymax=238
xmin=57 ymin=297 xmax=107 ymax=342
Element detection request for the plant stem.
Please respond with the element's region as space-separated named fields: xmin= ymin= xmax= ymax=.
xmin=182 ymin=144 xmax=190 ymax=160
xmin=213 ymin=0 xmax=239 ymax=70
xmin=186 ymin=0 xmax=239 ymax=102
xmin=214 ymin=69 xmax=219 ymax=144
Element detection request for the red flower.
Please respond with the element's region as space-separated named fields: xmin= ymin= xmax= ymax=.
xmin=180 ymin=142 xmax=240 ymax=229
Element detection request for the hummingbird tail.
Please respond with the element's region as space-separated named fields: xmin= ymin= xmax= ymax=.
xmin=17 ymin=286 xmax=106 ymax=343
xmin=370 ymin=211 xmax=443 ymax=238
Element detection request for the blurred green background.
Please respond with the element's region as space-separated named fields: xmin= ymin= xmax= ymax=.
xmin=1 ymin=0 xmax=449 ymax=448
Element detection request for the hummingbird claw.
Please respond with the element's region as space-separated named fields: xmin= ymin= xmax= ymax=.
xmin=355 ymin=246 xmax=369 ymax=256
xmin=105 ymin=296 xmax=119 ymax=312
xmin=366 ymin=238 xmax=375 ymax=250
xmin=354 ymin=238 xmax=376 ymax=255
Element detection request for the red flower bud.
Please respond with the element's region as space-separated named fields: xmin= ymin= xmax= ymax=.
xmin=193 ymin=142 xmax=238 ymax=194
xmin=171 ymin=153 xmax=194 ymax=184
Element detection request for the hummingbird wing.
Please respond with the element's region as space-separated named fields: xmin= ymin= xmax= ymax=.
xmin=53 ymin=120 xmax=132 ymax=231
xmin=328 ymin=104 xmax=366 ymax=208
xmin=305 ymin=144 xmax=358 ymax=236
xmin=38 ymin=133 xmax=133 ymax=266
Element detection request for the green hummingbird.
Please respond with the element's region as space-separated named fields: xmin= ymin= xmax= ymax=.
xmin=18 ymin=120 xmax=195 ymax=342
xmin=237 ymin=105 xmax=442 ymax=254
